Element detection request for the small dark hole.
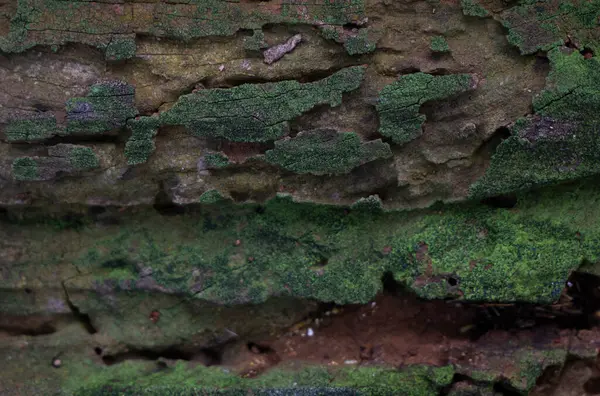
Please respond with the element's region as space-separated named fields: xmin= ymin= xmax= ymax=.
xmin=156 ymin=360 xmax=168 ymax=369
xmin=581 ymin=48 xmax=594 ymax=59
xmin=584 ymin=377 xmax=600 ymax=394
xmin=255 ymin=205 xmax=266 ymax=214
xmin=24 ymin=288 xmax=32 ymax=294
xmin=94 ymin=347 xmax=103 ymax=356
xmin=447 ymin=277 xmax=458 ymax=286
xmin=381 ymin=271 xmax=402 ymax=295
xmin=88 ymin=206 xmax=106 ymax=216
xmin=481 ymin=194 xmax=517 ymax=209
xmin=247 ymin=342 xmax=275 ymax=355
xmin=316 ymin=257 xmax=328 ymax=267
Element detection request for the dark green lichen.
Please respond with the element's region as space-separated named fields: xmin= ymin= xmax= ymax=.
xmin=125 ymin=117 xmax=160 ymax=165
xmin=68 ymin=147 xmax=100 ymax=170
xmin=470 ymin=49 xmax=600 ymax=198
xmin=430 ymin=36 xmax=450 ymax=53
xmin=265 ymin=129 xmax=391 ymax=175
xmin=377 ymin=73 xmax=473 ymax=144
xmin=11 ymin=157 xmax=39 ymax=181
xmin=4 ymin=115 xmax=57 ymax=142
xmin=319 ymin=26 xmax=376 ymax=55
xmin=243 ymin=30 xmax=268 ymax=52
xmin=66 ymin=81 xmax=137 ymax=135
xmin=501 ymin=0 xmax=600 ymax=55
xmin=160 ymin=67 xmax=366 ymax=142
xmin=460 ymin=0 xmax=489 ymax=17
xmin=105 ymin=37 xmax=137 ymax=61
xmin=1 ymin=0 xmax=365 ymax=53
xmin=204 ymin=152 xmax=230 ymax=169
xmin=343 ymin=29 xmax=377 ymax=55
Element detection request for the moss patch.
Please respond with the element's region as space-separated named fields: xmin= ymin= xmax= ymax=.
xmin=470 ymin=50 xmax=600 ymax=198
xmin=160 ymin=67 xmax=366 ymax=142
xmin=48 ymin=179 xmax=600 ymax=306
xmin=11 ymin=157 xmax=40 ymax=181
xmin=105 ymin=37 xmax=137 ymax=61
xmin=265 ymin=129 xmax=391 ymax=175
xmin=501 ymin=0 xmax=600 ymax=55
xmin=377 ymin=73 xmax=473 ymax=145
xmin=204 ymin=152 xmax=230 ymax=169
xmin=5 ymin=115 xmax=57 ymax=142
xmin=125 ymin=117 xmax=160 ymax=165
xmin=67 ymin=361 xmax=453 ymax=395
xmin=460 ymin=0 xmax=489 ymax=17
xmin=430 ymin=36 xmax=450 ymax=53
xmin=66 ymin=81 xmax=137 ymax=135
xmin=68 ymin=147 xmax=100 ymax=170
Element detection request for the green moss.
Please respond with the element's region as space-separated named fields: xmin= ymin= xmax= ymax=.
xmin=460 ymin=0 xmax=489 ymax=17
xmin=66 ymin=361 xmax=453 ymax=395
xmin=351 ymin=195 xmax=384 ymax=212
xmin=243 ymin=30 xmax=267 ymax=52
xmin=377 ymin=73 xmax=473 ymax=144
xmin=5 ymin=116 xmax=57 ymax=142
xmin=501 ymin=0 xmax=600 ymax=55
xmin=470 ymin=50 xmax=600 ymax=198
xmin=430 ymin=36 xmax=450 ymax=53
xmin=204 ymin=152 xmax=230 ymax=169
xmin=68 ymin=147 xmax=100 ymax=170
xmin=125 ymin=117 xmax=160 ymax=165
xmin=58 ymin=179 xmax=600 ymax=305
xmin=344 ymin=28 xmax=377 ymax=55
xmin=105 ymin=37 xmax=137 ymax=61
xmin=11 ymin=157 xmax=40 ymax=181
xmin=265 ymin=129 xmax=391 ymax=175
xmin=198 ymin=189 xmax=228 ymax=204
xmin=1 ymin=0 xmax=364 ymax=53
xmin=66 ymin=81 xmax=137 ymax=135
xmin=160 ymin=67 xmax=366 ymax=142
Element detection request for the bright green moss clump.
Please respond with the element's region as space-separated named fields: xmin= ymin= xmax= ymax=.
xmin=64 ymin=180 xmax=600 ymax=305
xmin=160 ymin=67 xmax=366 ymax=142
xmin=377 ymin=73 xmax=473 ymax=144
xmin=68 ymin=147 xmax=100 ymax=170
xmin=430 ymin=36 xmax=450 ymax=53
xmin=265 ymin=129 xmax=391 ymax=175
xmin=67 ymin=361 xmax=453 ymax=395
xmin=66 ymin=81 xmax=137 ymax=135
xmin=125 ymin=117 xmax=160 ymax=165
xmin=11 ymin=157 xmax=39 ymax=181
xmin=5 ymin=116 xmax=57 ymax=142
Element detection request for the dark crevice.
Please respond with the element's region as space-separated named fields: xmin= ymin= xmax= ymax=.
xmin=493 ymin=381 xmax=523 ymax=396
xmin=0 ymin=322 xmax=56 ymax=336
xmin=438 ymin=374 xmax=473 ymax=395
xmin=381 ymin=271 xmax=402 ymax=295
xmin=153 ymin=188 xmax=186 ymax=216
xmin=481 ymin=194 xmax=518 ymax=209
xmin=473 ymin=125 xmax=512 ymax=162
xmin=102 ymin=344 xmax=226 ymax=367
xmin=462 ymin=272 xmax=600 ymax=341
xmin=61 ymin=282 xmax=97 ymax=334
xmin=584 ymin=377 xmax=600 ymax=394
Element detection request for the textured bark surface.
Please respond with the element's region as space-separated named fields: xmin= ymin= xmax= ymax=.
xmin=1 ymin=0 xmax=600 ymax=394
